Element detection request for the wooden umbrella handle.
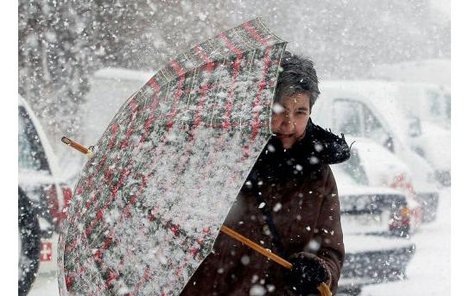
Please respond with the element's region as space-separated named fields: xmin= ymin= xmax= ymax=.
xmin=220 ymin=225 xmax=332 ymax=296
xmin=61 ymin=136 xmax=94 ymax=158
xmin=220 ymin=225 xmax=292 ymax=269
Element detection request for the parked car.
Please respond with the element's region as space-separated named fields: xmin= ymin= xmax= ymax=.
xmin=18 ymin=95 xmax=73 ymax=293
xmin=18 ymin=186 xmax=40 ymax=296
xmin=312 ymin=81 xmax=440 ymax=222
xmin=333 ymin=166 xmax=417 ymax=237
xmin=332 ymin=167 xmax=416 ymax=295
xmin=384 ymin=81 xmax=451 ymax=186
xmin=339 ymin=137 xmax=426 ymax=231
xmin=393 ymin=82 xmax=450 ymax=130
xmin=338 ymin=239 xmax=415 ymax=296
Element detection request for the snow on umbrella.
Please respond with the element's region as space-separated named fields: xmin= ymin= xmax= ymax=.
xmin=58 ymin=18 xmax=287 ymax=295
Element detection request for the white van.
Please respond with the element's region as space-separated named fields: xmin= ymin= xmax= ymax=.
xmin=391 ymin=82 xmax=451 ymax=186
xmin=312 ymin=80 xmax=440 ymax=222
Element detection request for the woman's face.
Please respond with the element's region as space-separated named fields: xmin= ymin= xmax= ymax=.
xmin=271 ymin=93 xmax=310 ymax=149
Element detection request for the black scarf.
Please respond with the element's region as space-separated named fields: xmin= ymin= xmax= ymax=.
xmin=247 ymin=119 xmax=351 ymax=185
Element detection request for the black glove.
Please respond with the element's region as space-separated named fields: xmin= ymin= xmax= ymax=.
xmin=286 ymin=252 xmax=331 ymax=296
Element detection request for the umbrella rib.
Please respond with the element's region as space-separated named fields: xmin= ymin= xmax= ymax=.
xmin=233 ymin=26 xmax=257 ymax=51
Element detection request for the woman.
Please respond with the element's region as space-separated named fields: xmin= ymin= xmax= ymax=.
xmin=180 ymin=52 xmax=350 ymax=295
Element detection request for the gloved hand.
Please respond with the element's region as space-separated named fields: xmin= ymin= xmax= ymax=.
xmin=286 ymin=252 xmax=332 ymax=295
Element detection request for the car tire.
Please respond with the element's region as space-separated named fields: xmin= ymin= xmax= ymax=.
xmin=18 ymin=187 xmax=41 ymax=296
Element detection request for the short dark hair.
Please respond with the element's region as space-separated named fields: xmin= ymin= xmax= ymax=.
xmin=274 ymin=51 xmax=320 ymax=110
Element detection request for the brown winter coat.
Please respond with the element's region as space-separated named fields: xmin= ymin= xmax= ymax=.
xmin=180 ymin=120 xmax=349 ymax=295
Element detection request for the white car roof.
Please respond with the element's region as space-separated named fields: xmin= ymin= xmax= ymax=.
xmin=93 ymin=67 xmax=153 ymax=82
xmin=320 ymin=80 xmax=412 ymax=145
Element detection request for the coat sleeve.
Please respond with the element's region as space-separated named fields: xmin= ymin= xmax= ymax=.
xmin=314 ymin=165 xmax=345 ymax=294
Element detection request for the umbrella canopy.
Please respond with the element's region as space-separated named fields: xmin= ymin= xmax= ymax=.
xmin=58 ymin=18 xmax=287 ymax=295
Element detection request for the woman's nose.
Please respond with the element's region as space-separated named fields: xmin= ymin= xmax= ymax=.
xmin=283 ymin=112 xmax=294 ymax=123
xmin=280 ymin=113 xmax=295 ymax=128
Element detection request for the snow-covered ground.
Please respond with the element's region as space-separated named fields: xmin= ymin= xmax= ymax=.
xmin=28 ymin=188 xmax=450 ymax=296
xmin=360 ymin=187 xmax=451 ymax=295
xmin=29 ymin=272 xmax=59 ymax=296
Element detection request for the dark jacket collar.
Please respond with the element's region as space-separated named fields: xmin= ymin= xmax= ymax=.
xmin=247 ymin=119 xmax=350 ymax=184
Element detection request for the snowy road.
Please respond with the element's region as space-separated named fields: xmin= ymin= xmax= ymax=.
xmin=28 ymin=188 xmax=451 ymax=296
xmin=29 ymin=272 xmax=59 ymax=296
xmin=360 ymin=187 xmax=450 ymax=295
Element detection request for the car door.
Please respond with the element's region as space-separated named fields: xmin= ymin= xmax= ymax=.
xmin=18 ymin=105 xmax=51 ymax=174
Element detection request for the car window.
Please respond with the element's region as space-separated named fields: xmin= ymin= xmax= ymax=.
xmin=428 ymin=90 xmax=442 ymax=118
xmin=337 ymin=147 xmax=369 ymax=185
xmin=362 ymin=105 xmax=390 ymax=146
xmin=333 ymin=99 xmax=362 ymax=136
xmin=18 ymin=106 xmax=51 ymax=173
xmin=445 ymin=93 xmax=451 ymax=121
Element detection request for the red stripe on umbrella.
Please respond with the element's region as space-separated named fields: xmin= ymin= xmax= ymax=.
xmin=166 ymin=60 xmax=186 ymax=129
xmin=243 ymin=21 xmax=270 ymax=46
xmin=194 ymin=45 xmax=212 ymax=63
xmin=107 ymin=123 xmax=119 ymax=150
xmin=84 ymin=168 xmax=131 ymax=237
xmin=223 ymin=56 xmax=241 ymax=130
xmin=147 ymin=77 xmax=161 ymax=92
xmin=119 ymin=99 xmax=140 ymax=149
xmin=131 ymin=266 xmax=152 ymax=295
xmin=217 ymin=33 xmax=244 ymax=130
xmin=219 ymin=32 xmax=243 ymax=55
xmin=251 ymin=46 xmax=273 ymax=140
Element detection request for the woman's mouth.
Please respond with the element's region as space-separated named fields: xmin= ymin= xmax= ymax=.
xmin=274 ymin=133 xmax=293 ymax=139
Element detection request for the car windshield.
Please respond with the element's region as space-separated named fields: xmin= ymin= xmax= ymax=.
xmin=337 ymin=147 xmax=369 ymax=186
xmin=333 ymin=99 xmax=362 ymax=136
xmin=432 ymin=90 xmax=451 ymax=125
xmin=18 ymin=106 xmax=50 ymax=173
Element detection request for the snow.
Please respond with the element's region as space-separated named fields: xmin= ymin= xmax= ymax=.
xmin=367 ymin=59 xmax=450 ymax=87
xmin=360 ymin=188 xmax=450 ymax=295
xmin=15 ymin=1 xmax=453 ymax=294
xmin=27 ymin=188 xmax=450 ymax=296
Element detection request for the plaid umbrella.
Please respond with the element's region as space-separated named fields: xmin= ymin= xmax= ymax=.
xmin=58 ymin=18 xmax=287 ymax=295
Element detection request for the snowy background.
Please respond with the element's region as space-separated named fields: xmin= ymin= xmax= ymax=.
xmin=18 ymin=0 xmax=451 ymax=170
xmin=13 ymin=0 xmax=460 ymax=295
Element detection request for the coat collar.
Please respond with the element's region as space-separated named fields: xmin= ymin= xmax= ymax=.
xmin=247 ymin=119 xmax=350 ymax=184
